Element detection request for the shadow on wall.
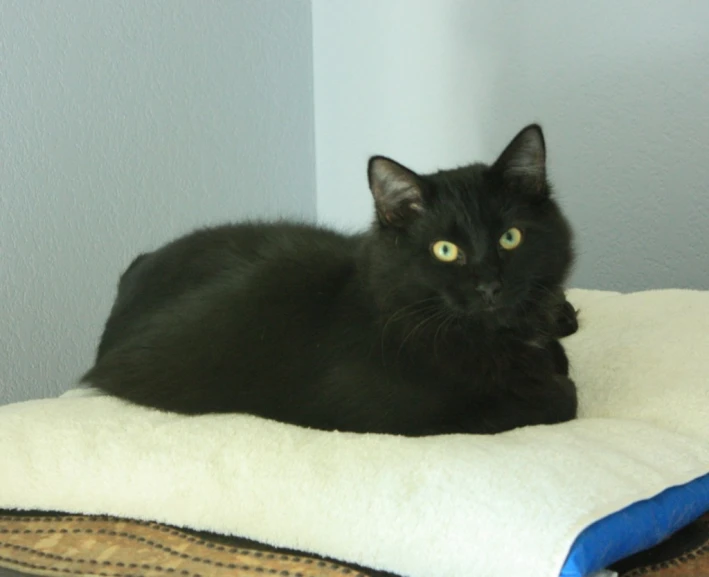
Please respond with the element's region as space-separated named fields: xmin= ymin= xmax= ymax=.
xmin=452 ymin=1 xmax=709 ymax=292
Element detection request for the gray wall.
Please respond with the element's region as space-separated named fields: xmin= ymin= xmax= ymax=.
xmin=1 ymin=0 xmax=316 ymax=404
xmin=313 ymin=0 xmax=709 ymax=292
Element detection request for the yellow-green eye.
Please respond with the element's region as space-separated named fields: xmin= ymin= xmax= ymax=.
xmin=431 ymin=240 xmax=460 ymax=263
xmin=499 ymin=227 xmax=523 ymax=250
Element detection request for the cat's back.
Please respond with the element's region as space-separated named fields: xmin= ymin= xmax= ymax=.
xmin=120 ymin=221 xmax=355 ymax=296
xmin=97 ymin=221 xmax=359 ymax=358
xmin=135 ymin=220 xmax=352 ymax=278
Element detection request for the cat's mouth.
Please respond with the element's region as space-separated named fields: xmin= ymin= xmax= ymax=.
xmin=442 ymin=294 xmax=506 ymax=318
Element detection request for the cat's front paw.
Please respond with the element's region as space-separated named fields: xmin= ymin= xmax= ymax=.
xmin=546 ymin=339 xmax=570 ymax=376
xmin=555 ymin=299 xmax=579 ymax=338
xmin=548 ymin=375 xmax=578 ymax=423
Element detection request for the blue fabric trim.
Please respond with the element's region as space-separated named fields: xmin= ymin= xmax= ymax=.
xmin=559 ymin=472 xmax=709 ymax=577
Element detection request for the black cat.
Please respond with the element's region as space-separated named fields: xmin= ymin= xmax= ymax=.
xmin=83 ymin=124 xmax=578 ymax=436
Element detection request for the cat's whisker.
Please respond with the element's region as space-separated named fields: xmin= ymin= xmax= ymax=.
xmin=433 ymin=313 xmax=456 ymax=363
xmin=395 ymin=309 xmax=447 ymax=364
xmin=379 ymin=298 xmax=441 ymax=365
xmin=380 ymin=298 xmax=440 ymax=337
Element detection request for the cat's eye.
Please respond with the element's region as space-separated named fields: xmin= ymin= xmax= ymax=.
xmin=499 ymin=227 xmax=523 ymax=250
xmin=431 ymin=240 xmax=462 ymax=263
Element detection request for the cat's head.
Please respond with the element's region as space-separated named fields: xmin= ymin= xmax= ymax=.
xmin=364 ymin=124 xmax=574 ymax=326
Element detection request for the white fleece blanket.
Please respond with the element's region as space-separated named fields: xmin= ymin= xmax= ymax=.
xmin=1 ymin=289 xmax=709 ymax=577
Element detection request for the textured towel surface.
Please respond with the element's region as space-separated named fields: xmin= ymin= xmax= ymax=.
xmin=1 ymin=289 xmax=708 ymax=577
xmin=567 ymin=289 xmax=709 ymax=439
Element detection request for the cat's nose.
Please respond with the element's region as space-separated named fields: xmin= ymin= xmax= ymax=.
xmin=476 ymin=281 xmax=502 ymax=304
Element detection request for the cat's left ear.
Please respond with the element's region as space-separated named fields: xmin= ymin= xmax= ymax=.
xmin=368 ymin=156 xmax=425 ymax=227
xmin=492 ymin=124 xmax=548 ymax=197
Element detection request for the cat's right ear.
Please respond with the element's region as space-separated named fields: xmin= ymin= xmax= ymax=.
xmin=368 ymin=156 xmax=424 ymax=227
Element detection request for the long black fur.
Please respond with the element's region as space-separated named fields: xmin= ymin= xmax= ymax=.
xmin=83 ymin=124 xmax=578 ymax=436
